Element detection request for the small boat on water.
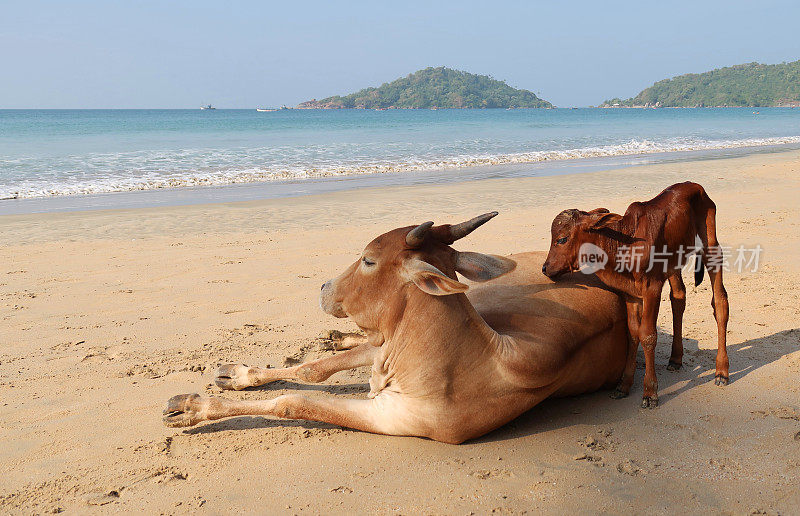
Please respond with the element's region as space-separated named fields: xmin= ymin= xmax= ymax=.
xmin=256 ymin=108 xmax=277 ymax=112
xmin=200 ymin=104 xmax=216 ymax=110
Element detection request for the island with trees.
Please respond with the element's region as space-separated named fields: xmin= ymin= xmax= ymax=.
xmin=601 ymin=60 xmax=800 ymax=108
xmin=297 ymin=67 xmax=553 ymax=109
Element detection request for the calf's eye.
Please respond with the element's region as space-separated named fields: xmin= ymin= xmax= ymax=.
xmin=556 ymin=237 xmax=568 ymax=245
xmin=362 ymin=257 xmax=375 ymax=266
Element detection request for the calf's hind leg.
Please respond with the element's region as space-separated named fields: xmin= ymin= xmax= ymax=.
xmin=667 ymin=274 xmax=686 ymax=371
xmin=697 ymin=207 xmax=730 ymax=385
xmin=215 ymin=339 xmax=376 ymax=390
xmin=706 ymin=260 xmax=729 ymax=385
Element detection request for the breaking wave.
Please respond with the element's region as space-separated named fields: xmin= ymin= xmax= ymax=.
xmin=2 ymin=135 xmax=799 ymax=199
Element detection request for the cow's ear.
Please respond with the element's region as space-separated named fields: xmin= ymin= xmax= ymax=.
xmin=455 ymin=252 xmax=516 ymax=282
xmin=587 ymin=207 xmax=610 ymax=215
xmin=589 ymin=212 xmax=622 ymax=231
xmin=403 ymin=258 xmax=468 ymax=296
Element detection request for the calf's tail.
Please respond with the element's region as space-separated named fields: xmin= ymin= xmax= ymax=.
xmin=691 ymin=182 xmax=716 ymax=288
xmin=694 ymin=251 xmax=705 ymax=287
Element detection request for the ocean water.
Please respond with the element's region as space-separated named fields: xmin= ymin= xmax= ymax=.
xmin=1 ymin=108 xmax=799 ymax=200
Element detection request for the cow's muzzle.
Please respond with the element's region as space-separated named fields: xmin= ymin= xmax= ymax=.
xmin=319 ymin=280 xmax=347 ymax=318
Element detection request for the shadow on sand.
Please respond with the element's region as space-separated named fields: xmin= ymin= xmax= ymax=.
xmin=477 ymin=327 xmax=800 ymax=444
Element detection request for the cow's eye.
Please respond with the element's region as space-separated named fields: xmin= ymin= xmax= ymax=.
xmin=556 ymin=237 xmax=568 ymax=245
xmin=362 ymin=257 xmax=375 ymax=266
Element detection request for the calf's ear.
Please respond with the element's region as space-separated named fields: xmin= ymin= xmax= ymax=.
xmin=589 ymin=212 xmax=623 ymax=231
xmin=455 ymin=252 xmax=517 ymax=282
xmin=403 ymin=258 xmax=469 ymax=296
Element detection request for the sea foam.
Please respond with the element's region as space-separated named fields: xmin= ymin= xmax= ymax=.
xmin=2 ymin=135 xmax=799 ymax=199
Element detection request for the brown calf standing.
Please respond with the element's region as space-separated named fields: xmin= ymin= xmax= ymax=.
xmin=542 ymin=181 xmax=729 ymax=408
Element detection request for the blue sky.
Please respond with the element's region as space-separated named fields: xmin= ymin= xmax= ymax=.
xmin=2 ymin=0 xmax=800 ymax=108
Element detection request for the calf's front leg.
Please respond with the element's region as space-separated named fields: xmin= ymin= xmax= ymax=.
xmin=215 ymin=339 xmax=378 ymax=390
xmin=611 ymin=298 xmax=642 ymax=398
xmin=639 ymin=281 xmax=664 ymax=408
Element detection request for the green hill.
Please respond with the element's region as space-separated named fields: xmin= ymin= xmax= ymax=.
xmin=602 ymin=60 xmax=800 ymax=108
xmin=297 ymin=67 xmax=553 ymax=109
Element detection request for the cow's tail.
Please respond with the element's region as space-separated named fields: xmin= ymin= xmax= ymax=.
xmin=694 ymin=234 xmax=705 ymax=287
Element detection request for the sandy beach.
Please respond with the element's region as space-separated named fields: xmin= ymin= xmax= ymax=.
xmin=2 ymin=150 xmax=799 ymax=514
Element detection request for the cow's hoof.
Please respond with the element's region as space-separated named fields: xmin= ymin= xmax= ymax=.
xmin=610 ymin=388 xmax=629 ymax=399
xmin=714 ymin=374 xmax=729 ymax=386
xmin=215 ymin=364 xmax=256 ymax=390
xmin=640 ymin=396 xmax=659 ymax=409
xmin=163 ymin=393 xmax=206 ymax=428
xmin=320 ymin=330 xmax=365 ymax=350
xmin=666 ymin=361 xmax=682 ymax=371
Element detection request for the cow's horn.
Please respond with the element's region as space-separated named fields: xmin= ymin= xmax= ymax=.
xmin=449 ymin=212 xmax=498 ymax=241
xmin=406 ymin=221 xmax=434 ymax=247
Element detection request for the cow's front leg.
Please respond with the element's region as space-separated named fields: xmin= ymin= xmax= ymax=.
xmin=215 ymin=339 xmax=378 ymax=390
xmin=163 ymin=392 xmax=415 ymax=438
xmin=323 ymin=330 xmax=370 ymax=350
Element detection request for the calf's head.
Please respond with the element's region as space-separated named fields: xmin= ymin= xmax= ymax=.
xmin=542 ymin=208 xmax=621 ymax=279
xmin=320 ymin=212 xmax=516 ymax=332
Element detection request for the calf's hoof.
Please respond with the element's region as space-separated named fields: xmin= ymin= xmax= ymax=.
xmin=640 ymin=396 xmax=659 ymax=409
xmin=610 ymin=378 xmax=631 ymax=399
xmin=163 ymin=393 xmax=207 ymax=428
xmin=610 ymin=388 xmax=629 ymax=399
xmin=215 ymin=364 xmax=258 ymax=390
xmin=666 ymin=361 xmax=682 ymax=371
xmin=714 ymin=374 xmax=729 ymax=386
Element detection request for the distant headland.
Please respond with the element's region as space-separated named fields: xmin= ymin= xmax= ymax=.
xmin=296 ymin=67 xmax=553 ymax=109
xmin=601 ymin=60 xmax=800 ymax=108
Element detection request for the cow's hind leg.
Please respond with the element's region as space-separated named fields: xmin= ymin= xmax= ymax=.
xmin=215 ymin=340 xmax=376 ymax=390
xmin=163 ymin=392 xmax=417 ymax=439
xmin=667 ymin=274 xmax=686 ymax=371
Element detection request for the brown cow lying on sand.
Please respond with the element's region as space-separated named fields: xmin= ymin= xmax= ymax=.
xmin=542 ymin=182 xmax=729 ymax=408
xmin=164 ymin=213 xmax=628 ymax=443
